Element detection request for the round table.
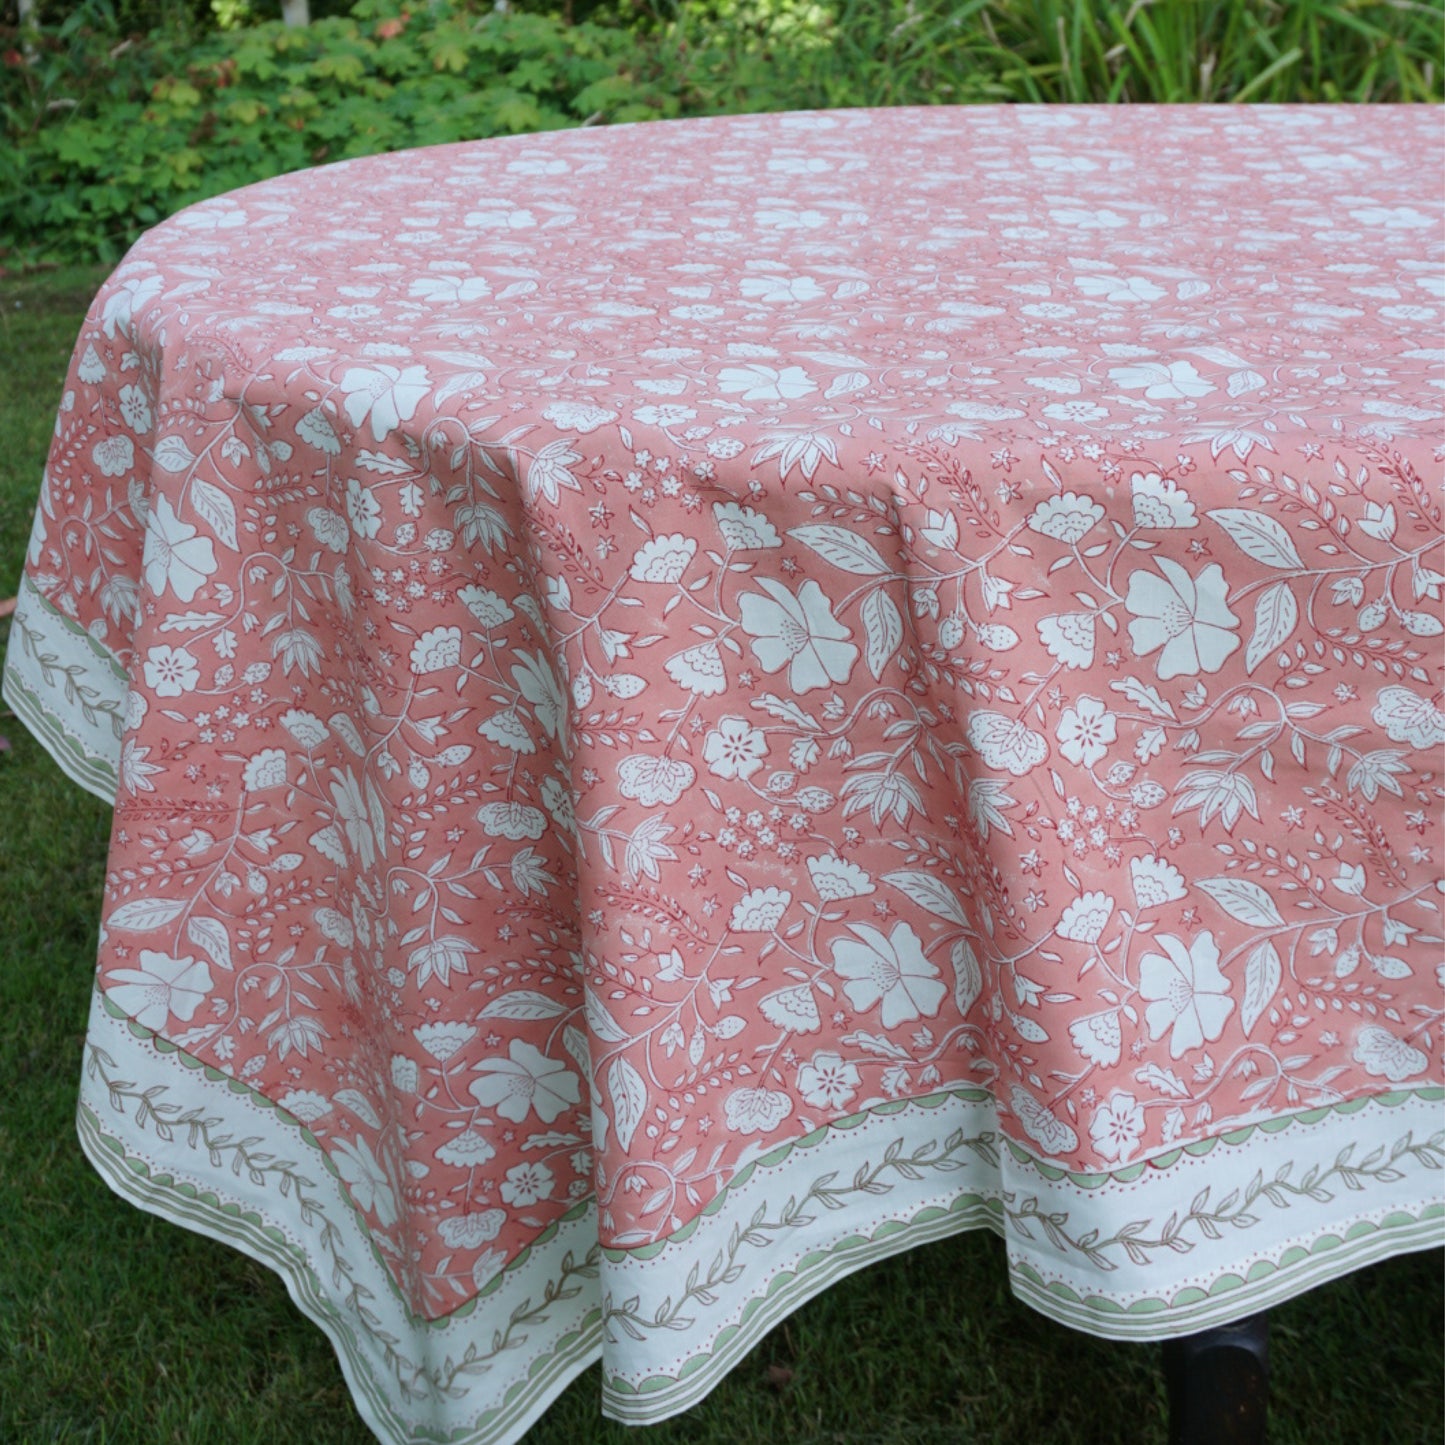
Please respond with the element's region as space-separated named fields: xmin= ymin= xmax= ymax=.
xmin=5 ymin=104 xmax=1442 ymax=1445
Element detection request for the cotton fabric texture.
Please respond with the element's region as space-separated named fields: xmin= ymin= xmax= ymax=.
xmin=5 ymin=105 xmax=1442 ymax=1445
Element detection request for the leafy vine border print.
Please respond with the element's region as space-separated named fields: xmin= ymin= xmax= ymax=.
xmin=5 ymin=105 xmax=1442 ymax=1444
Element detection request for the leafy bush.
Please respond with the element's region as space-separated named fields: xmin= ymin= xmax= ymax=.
xmin=0 ymin=0 xmax=678 ymax=263
xmin=1 ymin=0 xmax=1441 ymax=266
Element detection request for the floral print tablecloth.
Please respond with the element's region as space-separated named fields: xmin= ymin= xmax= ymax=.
xmin=5 ymin=105 xmax=1443 ymax=1444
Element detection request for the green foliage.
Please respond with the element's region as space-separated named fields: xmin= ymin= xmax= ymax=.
xmin=0 ymin=0 xmax=1441 ymax=264
xmin=0 ymin=1 xmax=678 ymax=263
xmin=657 ymin=0 xmax=1444 ymax=113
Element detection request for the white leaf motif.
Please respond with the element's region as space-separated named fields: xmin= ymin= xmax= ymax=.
xmin=1206 ymin=508 xmax=1305 ymax=570
xmin=1245 ymin=581 xmax=1299 ymax=674
xmin=478 ymin=991 xmax=569 ymax=1021
xmin=335 ymin=1088 xmax=381 ymax=1129
xmin=190 ymin=477 xmax=239 ymax=550
xmin=1197 ymin=877 xmax=1284 ymax=927
xmin=788 ymin=524 xmax=890 ymax=576
xmin=951 ymin=938 xmax=982 ymax=1017
xmin=1240 ymin=940 xmax=1282 ymax=1037
xmin=152 ymin=435 xmax=196 ymax=473
xmin=607 ymin=1056 xmax=646 ymax=1152
xmin=586 ymin=993 xmax=630 ymax=1043
xmin=1110 ymin=676 xmax=1178 ymax=720
xmin=861 ymin=587 xmax=903 ymax=680
xmin=108 ymin=897 xmax=188 ymax=931
xmin=186 ymin=916 xmax=233 ymax=970
xmin=882 ymin=870 xmax=968 ymax=925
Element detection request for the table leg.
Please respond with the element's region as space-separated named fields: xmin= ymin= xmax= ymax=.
xmin=1162 ymin=1312 xmax=1270 ymax=1445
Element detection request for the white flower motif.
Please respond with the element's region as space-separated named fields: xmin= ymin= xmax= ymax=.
xmin=93 ymin=434 xmax=136 ymax=477
xmin=1352 ymin=1025 xmax=1428 ymax=1082
xmin=1074 ymin=273 xmax=1166 ymax=303
xmin=797 ymin=1051 xmax=861 ymax=1111
xmin=758 ymin=983 xmax=822 ymax=1033
xmin=278 ymin=1090 xmax=332 ymax=1124
xmin=542 ymin=400 xmax=615 ymax=433
xmin=141 ymin=644 xmax=200 ymax=698
xmin=476 ymin=803 xmax=547 ymax=840
xmin=525 ymin=436 xmax=583 ymax=506
xmin=470 ymin=1040 xmax=581 ymax=1124
xmin=629 ymin=533 xmax=697 ymax=584
xmin=345 ymin=478 xmax=382 ymax=539
xmin=142 ymin=495 xmax=217 ymax=602
xmin=703 ymin=717 xmax=769 ymax=781
xmin=1125 ymin=558 xmax=1241 ymax=680
xmin=1009 ymin=1084 xmax=1079 ymax=1157
xmin=740 ymin=275 xmax=826 ymax=303
xmin=410 ymin=626 xmax=462 ymax=675
xmin=1372 ymin=686 xmax=1445 ymax=749
xmin=739 ymin=578 xmax=858 ymax=694
xmin=1138 ymin=932 xmax=1234 ymax=1059
xmin=716 ymin=363 xmax=817 ymax=402
xmin=408 ymin=274 xmax=492 ymax=304
xmin=1089 ymin=1092 xmax=1146 ymax=1163
xmin=806 ymin=854 xmax=875 ymax=900
xmin=280 ymin=709 xmax=329 ymax=749
xmin=1057 ymin=891 xmax=1115 ymax=944
xmin=1130 ymin=855 xmax=1188 ymax=909
xmin=120 ymin=740 xmax=163 ymax=795
xmin=512 ymin=652 xmax=566 ymax=740
xmin=1069 ymin=1011 xmax=1122 ymax=1067
xmin=100 ymin=271 xmax=162 ymax=339
xmin=242 ymin=747 xmax=288 ymax=791
xmin=306 ymin=507 xmax=348 ymax=553
xmin=434 ymin=1130 xmax=497 ymax=1168
xmin=1037 ymin=612 xmax=1096 ymax=669
xmin=1043 ymin=400 xmax=1109 ymax=424
xmin=500 ymin=1160 xmax=555 ymax=1207
xmin=331 ymin=1136 xmax=399 ymax=1226
xmin=966 ymin=711 xmax=1049 ymax=777
xmin=713 ymin=502 xmax=782 ymax=549
xmin=338 ymin=364 xmax=431 ymax=442
xmin=1027 ymin=492 xmax=1104 ymax=543
xmin=1108 ymin=360 xmax=1215 ymax=400
xmin=296 ymin=407 xmax=342 ymax=455
xmin=723 ymin=1087 xmax=793 ymax=1135
xmin=459 ymin=586 xmax=515 ymax=627
xmin=413 ymin=1021 xmax=477 ymax=1062
xmin=1131 ymin=472 xmax=1197 ymax=528
xmin=632 ymin=402 xmax=698 ymax=428
xmin=665 ymin=642 xmax=727 ymax=696
xmin=616 ymin=754 xmax=695 ymax=807
xmin=832 ymin=921 xmax=946 ymax=1029
xmin=117 ymin=383 xmax=153 ymax=434
xmin=1056 ymin=696 xmax=1117 ymax=767
xmin=730 ymin=887 xmax=791 ymax=933
xmin=105 ymin=950 xmax=213 ymax=1031
xmin=436 ymin=1211 xmax=505 ymax=1248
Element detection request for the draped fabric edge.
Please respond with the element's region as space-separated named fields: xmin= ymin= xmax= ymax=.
xmin=76 ymin=960 xmax=1444 ymax=1444
xmin=14 ymin=550 xmax=1445 ymax=1444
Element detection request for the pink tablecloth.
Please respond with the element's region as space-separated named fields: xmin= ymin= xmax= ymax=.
xmin=6 ymin=105 xmax=1443 ymax=1443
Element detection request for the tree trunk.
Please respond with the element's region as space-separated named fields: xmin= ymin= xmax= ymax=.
xmin=281 ymin=0 xmax=311 ymax=26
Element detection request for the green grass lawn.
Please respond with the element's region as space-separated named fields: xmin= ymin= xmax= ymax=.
xmin=1 ymin=269 xmax=1440 ymax=1443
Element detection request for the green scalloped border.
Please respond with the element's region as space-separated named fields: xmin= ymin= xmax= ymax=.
xmin=80 ymin=1008 xmax=606 ymax=1445
xmin=2 ymin=575 xmax=125 ymax=801
xmin=602 ymin=1084 xmax=1444 ymax=1262
xmin=108 ymin=991 xmax=597 ymax=1329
